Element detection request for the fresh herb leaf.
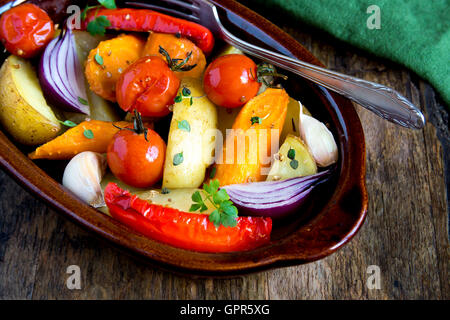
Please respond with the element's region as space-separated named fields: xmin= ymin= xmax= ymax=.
xmin=189 ymin=203 xmax=202 ymax=212
xmin=161 ymin=187 xmax=170 ymax=194
xmin=173 ymin=152 xmax=184 ymax=166
xmin=189 ymin=96 xmax=193 ymax=106
xmin=209 ymin=210 xmax=221 ymax=228
xmin=94 ymin=53 xmax=104 ymax=65
xmin=87 ymin=16 xmax=111 ymax=36
xmin=192 ymin=190 xmax=203 ymax=203
xmin=290 ymin=159 xmax=299 ymax=169
xmin=209 ymin=167 xmax=217 ymax=179
xmin=83 ymin=129 xmax=94 ymax=139
xmin=78 ymin=96 xmax=89 ymax=105
xmin=174 ymin=94 xmax=182 ymax=103
xmin=213 ymin=189 xmax=229 ymax=204
xmin=98 ymin=0 xmax=117 ymax=9
xmin=59 ymin=120 xmax=77 ymax=127
xmin=182 ymin=87 xmax=191 ymax=97
xmin=159 ymin=46 xmax=197 ymax=72
xmin=287 ymin=148 xmax=296 ymax=160
xmin=190 ymin=179 xmax=238 ymax=228
xmin=251 ymin=116 xmax=262 ymax=125
xmin=177 ymin=120 xmax=191 ymax=132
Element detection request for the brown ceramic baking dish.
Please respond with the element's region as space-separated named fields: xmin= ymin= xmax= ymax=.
xmin=0 ymin=0 xmax=367 ymax=276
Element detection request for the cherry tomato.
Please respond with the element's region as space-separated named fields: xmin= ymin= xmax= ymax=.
xmin=107 ymin=124 xmax=166 ymax=188
xmin=203 ymin=54 xmax=261 ymax=108
xmin=116 ymin=56 xmax=180 ymax=117
xmin=0 ymin=4 xmax=54 ymax=58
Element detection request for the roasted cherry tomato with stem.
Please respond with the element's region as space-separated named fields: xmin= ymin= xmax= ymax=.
xmin=203 ymin=54 xmax=287 ymax=108
xmin=203 ymin=54 xmax=260 ymax=108
xmin=0 ymin=4 xmax=54 ymax=58
xmin=107 ymin=110 xmax=166 ymax=188
xmin=116 ymin=55 xmax=180 ymax=117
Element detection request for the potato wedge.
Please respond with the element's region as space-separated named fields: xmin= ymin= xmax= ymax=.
xmin=0 ymin=55 xmax=61 ymax=145
xmin=267 ymin=134 xmax=317 ymax=181
xmin=162 ymin=78 xmax=218 ymax=189
xmin=280 ymin=98 xmax=312 ymax=143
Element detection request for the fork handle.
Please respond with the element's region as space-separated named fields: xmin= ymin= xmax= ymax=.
xmin=219 ymin=28 xmax=425 ymax=129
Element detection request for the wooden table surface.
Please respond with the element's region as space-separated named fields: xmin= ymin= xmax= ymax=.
xmin=0 ymin=2 xmax=448 ymax=300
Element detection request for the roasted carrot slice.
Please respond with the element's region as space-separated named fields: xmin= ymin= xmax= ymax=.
xmin=214 ymin=88 xmax=289 ymax=186
xmin=28 ymin=120 xmax=130 ymax=160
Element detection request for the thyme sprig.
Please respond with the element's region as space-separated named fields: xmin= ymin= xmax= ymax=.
xmin=159 ymin=46 xmax=197 ymax=72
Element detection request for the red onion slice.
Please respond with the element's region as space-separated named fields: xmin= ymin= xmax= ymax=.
xmin=39 ymin=26 xmax=90 ymax=114
xmin=222 ymin=170 xmax=332 ymax=219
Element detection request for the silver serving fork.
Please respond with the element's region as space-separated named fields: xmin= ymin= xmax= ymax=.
xmin=132 ymin=0 xmax=425 ymax=129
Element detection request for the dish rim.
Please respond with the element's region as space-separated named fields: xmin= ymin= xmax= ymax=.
xmin=0 ymin=0 xmax=368 ymax=276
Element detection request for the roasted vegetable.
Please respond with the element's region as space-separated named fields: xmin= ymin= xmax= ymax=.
xmin=100 ymin=172 xmax=216 ymax=215
xmin=280 ymin=98 xmax=311 ymax=143
xmin=0 ymin=55 xmax=61 ymax=145
xmin=28 ymin=120 xmax=129 ymax=160
xmin=162 ymin=78 xmax=218 ymax=188
xmin=72 ymin=30 xmax=120 ymax=121
xmin=142 ymin=32 xmax=206 ymax=80
xmin=214 ymin=88 xmax=289 ymax=186
xmin=62 ymin=151 xmax=107 ymax=208
xmin=85 ymin=34 xmax=145 ymax=102
xmin=104 ymin=182 xmax=272 ymax=253
xmin=81 ymin=8 xmax=214 ymax=55
xmin=267 ymin=134 xmax=317 ymax=181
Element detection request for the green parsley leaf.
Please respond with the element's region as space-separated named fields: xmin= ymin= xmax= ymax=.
xmin=213 ymin=189 xmax=229 ymax=204
xmin=290 ymin=159 xmax=299 ymax=169
xmin=173 ymin=152 xmax=184 ymax=166
xmin=200 ymin=204 xmax=208 ymax=212
xmin=83 ymin=129 xmax=94 ymax=139
xmin=204 ymin=179 xmax=219 ymax=196
xmin=94 ymin=53 xmax=103 ymax=65
xmin=98 ymin=0 xmax=117 ymax=9
xmin=189 ymin=179 xmax=239 ymax=228
xmin=87 ymin=16 xmax=111 ymax=36
xmin=189 ymin=203 xmax=202 ymax=212
xmin=59 ymin=120 xmax=77 ymax=128
xmin=177 ymin=120 xmax=191 ymax=132
xmin=189 ymin=96 xmax=193 ymax=106
xmin=251 ymin=116 xmax=262 ymax=125
xmin=221 ymin=214 xmax=237 ymax=228
xmin=287 ymin=148 xmax=296 ymax=160
xmin=78 ymin=96 xmax=89 ymax=105
xmin=191 ymin=190 xmax=203 ymax=203
xmin=209 ymin=210 xmax=221 ymax=228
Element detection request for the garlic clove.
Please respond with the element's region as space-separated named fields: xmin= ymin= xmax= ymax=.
xmin=62 ymin=152 xmax=107 ymax=208
xmin=298 ymin=101 xmax=338 ymax=167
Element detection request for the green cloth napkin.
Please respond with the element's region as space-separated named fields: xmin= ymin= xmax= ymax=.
xmin=247 ymin=0 xmax=450 ymax=106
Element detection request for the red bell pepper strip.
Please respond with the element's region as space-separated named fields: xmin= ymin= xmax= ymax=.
xmin=81 ymin=8 xmax=215 ymax=55
xmin=104 ymin=183 xmax=272 ymax=253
